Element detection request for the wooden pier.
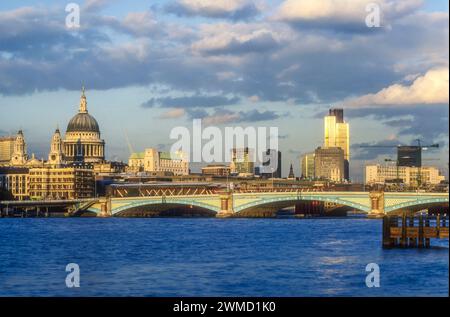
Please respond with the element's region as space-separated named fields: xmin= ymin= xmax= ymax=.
xmin=383 ymin=213 xmax=449 ymax=248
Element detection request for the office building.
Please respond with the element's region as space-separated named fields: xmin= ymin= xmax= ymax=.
xmin=230 ymin=148 xmax=255 ymax=175
xmin=128 ymin=148 xmax=189 ymax=176
xmin=0 ymin=167 xmax=30 ymax=200
xmin=314 ymin=147 xmax=345 ymax=182
xmin=0 ymin=136 xmax=15 ymax=165
xmin=201 ymin=164 xmax=231 ymax=176
xmin=397 ymin=146 xmax=422 ymax=167
xmin=28 ymin=166 xmax=95 ymax=200
xmin=301 ymin=152 xmax=315 ymax=179
xmin=324 ymin=108 xmax=350 ymax=180
xmin=258 ymin=149 xmax=282 ymax=178
xmin=365 ymin=164 xmax=444 ymax=186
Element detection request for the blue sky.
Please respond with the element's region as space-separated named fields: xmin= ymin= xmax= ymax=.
xmin=0 ymin=0 xmax=448 ymax=180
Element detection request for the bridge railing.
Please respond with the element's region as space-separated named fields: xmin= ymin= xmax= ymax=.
xmin=0 ymin=198 xmax=97 ymax=205
xmin=231 ymin=188 xmax=327 ymax=193
xmin=110 ymin=187 xmax=331 ymax=197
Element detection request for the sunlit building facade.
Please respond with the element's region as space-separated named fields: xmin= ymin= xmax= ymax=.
xmin=365 ymin=164 xmax=445 ymax=186
xmin=301 ymin=152 xmax=315 ymax=179
xmin=314 ymin=147 xmax=345 ymax=182
xmin=324 ymin=108 xmax=350 ymax=180
xmin=28 ymin=167 xmax=95 ymax=200
xmin=201 ymin=164 xmax=231 ymax=176
xmin=0 ymin=167 xmax=30 ymax=200
xmin=0 ymin=136 xmax=15 ymax=165
xmin=230 ymin=148 xmax=255 ymax=175
xmin=128 ymin=148 xmax=189 ymax=176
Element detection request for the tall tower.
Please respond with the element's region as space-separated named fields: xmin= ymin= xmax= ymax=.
xmin=48 ymin=128 xmax=65 ymax=166
xmin=10 ymin=130 xmax=28 ymax=166
xmin=324 ymin=108 xmax=350 ymax=180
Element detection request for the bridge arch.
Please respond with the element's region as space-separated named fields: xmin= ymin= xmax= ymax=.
xmin=385 ymin=197 xmax=449 ymax=214
xmin=234 ymin=194 xmax=371 ymax=214
xmin=111 ymin=199 xmax=221 ymax=216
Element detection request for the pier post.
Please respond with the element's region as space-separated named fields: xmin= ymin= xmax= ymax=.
xmin=409 ymin=215 xmax=416 ymax=247
xmin=418 ymin=215 xmax=424 ymax=248
xmin=382 ymin=215 xmax=391 ymax=248
xmin=436 ymin=213 xmax=440 ymax=238
xmin=425 ymin=216 xmax=430 ymax=248
xmin=391 ymin=215 xmax=399 ymax=246
xmin=400 ymin=211 xmax=407 ymax=248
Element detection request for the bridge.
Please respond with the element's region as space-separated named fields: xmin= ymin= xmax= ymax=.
xmin=84 ymin=189 xmax=449 ymax=218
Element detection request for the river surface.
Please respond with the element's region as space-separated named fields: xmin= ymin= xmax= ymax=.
xmin=0 ymin=217 xmax=448 ymax=296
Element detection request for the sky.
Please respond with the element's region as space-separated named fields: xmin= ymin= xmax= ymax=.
xmin=0 ymin=0 xmax=448 ymax=181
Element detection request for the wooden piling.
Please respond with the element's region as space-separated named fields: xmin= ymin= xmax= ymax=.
xmin=408 ymin=215 xmax=416 ymax=247
xmin=436 ymin=214 xmax=440 ymax=238
xmin=418 ymin=215 xmax=424 ymax=248
xmin=391 ymin=215 xmax=399 ymax=246
xmin=400 ymin=212 xmax=407 ymax=248
xmin=382 ymin=215 xmax=391 ymax=248
xmin=425 ymin=216 xmax=431 ymax=248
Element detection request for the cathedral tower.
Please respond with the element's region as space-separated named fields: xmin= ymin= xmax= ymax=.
xmin=10 ymin=130 xmax=28 ymax=166
xmin=48 ymin=128 xmax=65 ymax=166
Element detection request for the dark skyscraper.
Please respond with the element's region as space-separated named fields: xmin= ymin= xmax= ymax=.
xmin=328 ymin=108 xmax=344 ymax=123
xmin=398 ymin=146 xmax=422 ymax=167
xmin=258 ymin=149 xmax=282 ymax=178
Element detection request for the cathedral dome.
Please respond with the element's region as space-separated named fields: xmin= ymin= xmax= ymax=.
xmin=66 ymin=86 xmax=100 ymax=134
xmin=66 ymin=112 xmax=100 ymax=133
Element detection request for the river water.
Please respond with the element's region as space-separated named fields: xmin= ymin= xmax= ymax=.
xmin=0 ymin=217 xmax=448 ymax=296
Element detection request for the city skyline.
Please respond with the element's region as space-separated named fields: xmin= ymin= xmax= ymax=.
xmin=1 ymin=0 xmax=449 ymax=181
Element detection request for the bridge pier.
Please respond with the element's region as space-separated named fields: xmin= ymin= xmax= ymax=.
xmin=368 ymin=191 xmax=385 ymax=218
xmin=216 ymin=191 xmax=234 ymax=218
xmin=98 ymin=197 xmax=112 ymax=217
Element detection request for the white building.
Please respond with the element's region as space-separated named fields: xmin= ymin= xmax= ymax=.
xmin=365 ymin=164 xmax=445 ymax=186
xmin=128 ymin=148 xmax=189 ymax=175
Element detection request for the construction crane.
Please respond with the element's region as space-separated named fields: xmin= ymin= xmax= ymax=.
xmin=359 ymin=139 xmax=439 ymax=151
xmin=123 ymin=129 xmax=135 ymax=155
xmin=359 ymin=139 xmax=439 ymax=164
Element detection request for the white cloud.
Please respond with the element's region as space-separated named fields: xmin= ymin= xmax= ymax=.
xmin=274 ymin=0 xmax=423 ymax=28
xmin=345 ymin=67 xmax=449 ymax=107
xmin=191 ymin=22 xmax=292 ymax=55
